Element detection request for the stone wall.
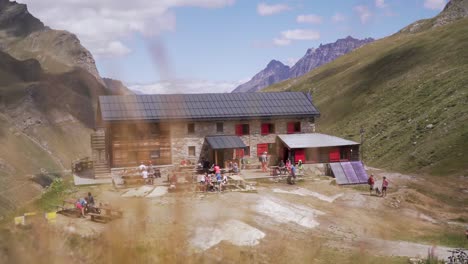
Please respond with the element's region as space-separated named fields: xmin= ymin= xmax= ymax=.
xmin=169 ymin=118 xmax=315 ymax=165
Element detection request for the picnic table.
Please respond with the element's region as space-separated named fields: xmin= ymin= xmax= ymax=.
xmin=56 ymin=199 xmax=81 ymax=217
xmin=269 ymin=166 xmax=288 ymax=176
xmin=88 ymin=205 xmax=123 ymax=223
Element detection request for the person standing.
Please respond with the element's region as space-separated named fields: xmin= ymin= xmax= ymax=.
xmin=368 ymin=174 xmax=375 ymax=195
xmin=381 ymin=176 xmax=389 ymax=197
xmin=261 ymin=152 xmax=268 ymax=172
xmin=142 ymin=169 xmax=149 ymax=184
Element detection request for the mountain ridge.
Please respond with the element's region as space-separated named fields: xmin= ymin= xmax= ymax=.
xmin=232 ymin=36 xmax=374 ymax=93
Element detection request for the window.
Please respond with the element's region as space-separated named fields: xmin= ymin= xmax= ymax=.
xmin=188 ymin=146 xmax=196 ymax=156
xmin=188 ymin=123 xmax=195 ymax=134
xmin=235 ymin=124 xmax=250 ymax=136
xmin=287 ymin=122 xmax=301 ymax=134
xmin=150 ymin=149 xmax=160 ymax=159
xmin=261 ymin=123 xmax=275 ymax=135
xmin=216 ymin=122 xmax=224 ymax=133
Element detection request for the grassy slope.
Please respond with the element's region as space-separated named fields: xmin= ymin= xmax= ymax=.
xmin=266 ymin=18 xmax=468 ymax=176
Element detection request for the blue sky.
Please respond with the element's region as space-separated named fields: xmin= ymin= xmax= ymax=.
xmin=22 ymin=0 xmax=447 ymax=92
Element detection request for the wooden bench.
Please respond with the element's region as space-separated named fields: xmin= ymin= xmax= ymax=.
xmin=56 ymin=199 xmax=81 ymax=217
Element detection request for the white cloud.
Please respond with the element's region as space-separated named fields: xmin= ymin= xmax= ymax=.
xmin=18 ymin=0 xmax=235 ymax=58
xmin=375 ymin=0 xmax=387 ymax=8
xmin=285 ymin=57 xmax=299 ymax=67
xmin=281 ymin=29 xmax=320 ymax=40
xmin=273 ymin=29 xmax=320 ymax=46
xmin=129 ymin=79 xmax=243 ymax=94
xmin=273 ymin=38 xmax=291 ymax=46
xmin=296 ymin=14 xmax=323 ymax=24
xmin=257 ymin=2 xmax=290 ymax=16
xmin=354 ymin=5 xmax=372 ymax=24
xmin=331 ymin=13 xmax=346 ymax=23
xmin=94 ymin=41 xmax=131 ymax=57
xmin=424 ymin=0 xmax=447 ymax=10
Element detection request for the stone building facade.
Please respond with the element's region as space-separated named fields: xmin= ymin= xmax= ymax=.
xmin=169 ymin=117 xmax=316 ymax=165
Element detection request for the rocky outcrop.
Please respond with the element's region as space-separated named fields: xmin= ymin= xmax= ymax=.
xmin=0 ymin=0 xmax=102 ymax=82
xmin=232 ymin=36 xmax=374 ymax=93
xmin=103 ymin=78 xmax=134 ymax=95
xmin=400 ymin=0 xmax=468 ymax=33
xmin=232 ymin=60 xmax=290 ymax=93
xmin=289 ymin=36 xmax=374 ymax=78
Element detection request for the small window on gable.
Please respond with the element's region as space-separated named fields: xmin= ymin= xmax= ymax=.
xmin=216 ymin=122 xmax=223 ymax=133
xmin=188 ymin=146 xmax=196 ymax=156
xmin=188 ymin=123 xmax=195 ymax=134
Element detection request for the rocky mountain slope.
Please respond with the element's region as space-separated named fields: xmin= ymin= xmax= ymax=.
xmin=265 ymin=1 xmax=468 ymax=176
xmin=400 ymin=0 xmax=468 ymax=33
xmin=0 ymin=0 xmax=101 ymax=82
xmin=232 ymin=60 xmax=290 ymax=93
xmin=0 ymin=0 xmax=131 ymax=217
xmin=232 ymin=36 xmax=373 ymax=93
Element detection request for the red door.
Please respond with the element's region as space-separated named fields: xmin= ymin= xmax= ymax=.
xmin=257 ymin=143 xmax=268 ymax=156
xmin=329 ymin=148 xmax=340 ymax=162
xmin=295 ymin=149 xmax=305 ymax=163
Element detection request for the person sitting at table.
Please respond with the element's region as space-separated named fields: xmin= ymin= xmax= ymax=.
xmin=228 ymin=161 xmax=233 ymax=172
xmin=76 ymin=197 xmax=87 ymax=218
xmin=87 ymin=192 xmax=95 ymax=207
xmin=138 ymin=161 xmax=147 ymax=172
xmin=204 ymin=173 xmax=213 ymax=192
xmin=297 ymin=160 xmax=304 ymax=174
xmin=220 ymin=173 xmax=228 ymax=191
xmin=142 ymin=169 xmax=149 ymax=184
xmin=285 ymin=159 xmax=291 ymax=172
xmin=278 ymin=159 xmax=286 ymax=174
xmin=232 ymin=162 xmax=239 ymax=174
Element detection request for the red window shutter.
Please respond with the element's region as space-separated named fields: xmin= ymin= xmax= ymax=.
xmin=287 ymin=122 xmax=295 ymax=134
xmin=257 ymin=143 xmax=268 ymax=156
xmin=235 ymin=124 xmax=243 ymax=136
xmin=295 ymin=149 xmax=305 ymax=162
xmin=261 ymin=124 xmax=269 ymax=135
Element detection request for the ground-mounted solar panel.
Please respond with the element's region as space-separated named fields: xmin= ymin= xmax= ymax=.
xmin=341 ymin=162 xmax=360 ymax=184
xmin=351 ymin=161 xmax=368 ymax=183
xmin=330 ymin=163 xmax=349 ymax=185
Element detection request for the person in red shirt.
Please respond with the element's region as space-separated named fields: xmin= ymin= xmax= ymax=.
xmin=381 ymin=176 xmax=389 ymax=197
xmin=368 ymin=174 xmax=375 ymax=195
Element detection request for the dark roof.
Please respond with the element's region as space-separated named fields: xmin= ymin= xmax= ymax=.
xmin=205 ymin=135 xmax=247 ymax=150
xmin=98 ymin=92 xmax=319 ymax=121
